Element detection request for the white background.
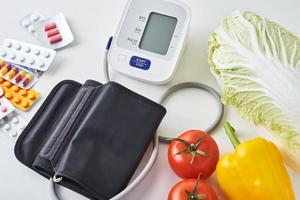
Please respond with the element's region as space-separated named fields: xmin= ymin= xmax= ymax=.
xmin=0 ymin=0 xmax=299 ymax=199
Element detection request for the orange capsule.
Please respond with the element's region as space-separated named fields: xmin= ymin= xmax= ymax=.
xmin=8 ymin=67 xmax=19 ymax=78
xmin=15 ymin=71 xmax=26 ymax=83
xmin=1 ymin=64 xmax=12 ymax=75
xmin=23 ymin=74 xmax=34 ymax=87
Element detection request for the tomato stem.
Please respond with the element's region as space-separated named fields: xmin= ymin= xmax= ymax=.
xmin=171 ymin=136 xmax=208 ymax=164
xmin=224 ymin=122 xmax=240 ymax=149
xmin=185 ymin=175 xmax=206 ymax=200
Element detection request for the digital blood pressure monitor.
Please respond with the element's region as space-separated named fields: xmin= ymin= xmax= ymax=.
xmin=108 ymin=0 xmax=191 ymax=84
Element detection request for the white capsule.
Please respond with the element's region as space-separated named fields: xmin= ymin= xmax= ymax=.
xmin=12 ymin=117 xmax=19 ymax=124
xmin=4 ymin=124 xmax=10 ymax=131
xmin=22 ymin=19 xmax=31 ymax=27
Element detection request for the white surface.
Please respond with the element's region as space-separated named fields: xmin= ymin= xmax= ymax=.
xmin=0 ymin=0 xmax=299 ymax=199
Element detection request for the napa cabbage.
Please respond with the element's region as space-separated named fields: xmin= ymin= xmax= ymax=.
xmin=208 ymin=11 xmax=300 ymax=171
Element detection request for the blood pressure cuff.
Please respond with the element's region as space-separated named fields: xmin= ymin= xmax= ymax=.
xmin=14 ymin=80 xmax=166 ymax=200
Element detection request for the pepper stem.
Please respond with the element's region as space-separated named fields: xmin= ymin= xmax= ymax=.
xmin=224 ymin=122 xmax=240 ymax=149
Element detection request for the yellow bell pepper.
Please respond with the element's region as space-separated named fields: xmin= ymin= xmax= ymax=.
xmin=216 ymin=122 xmax=295 ymax=200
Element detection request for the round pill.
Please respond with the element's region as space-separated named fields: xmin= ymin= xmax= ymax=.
xmin=15 ymin=44 xmax=21 ymax=50
xmin=34 ymin=49 xmax=40 ymax=55
xmin=5 ymin=92 xmax=13 ymax=99
xmin=19 ymin=56 xmax=25 ymax=62
xmin=0 ymin=105 xmax=7 ymax=112
xmin=22 ymin=19 xmax=31 ymax=27
xmin=7 ymin=113 xmax=14 ymax=118
xmin=21 ymin=100 xmax=29 ymax=108
xmin=20 ymin=90 xmax=27 ymax=96
xmin=28 ymin=93 xmax=36 ymax=100
xmin=24 ymin=46 xmax=31 ymax=53
xmin=12 ymin=117 xmax=19 ymax=124
xmin=43 ymin=52 xmax=50 ymax=58
xmin=31 ymin=13 xmax=40 ymax=22
xmin=19 ymin=124 xmax=25 ymax=131
xmin=5 ymin=41 xmax=12 ymax=48
xmin=29 ymin=25 xmax=35 ymax=33
xmin=9 ymin=53 xmax=16 ymax=59
xmin=0 ymin=50 xmax=7 ymax=57
xmin=29 ymin=58 xmax=35 ymax=65
xmin=4 ymin=124 xmax=10 ymax=131
xmin=13 ymin=96 xmax=21 ymax=103
xmin=10 ymin=130 xmax=18 ymax=138
xmin=0 ymin=119 xmax=5 ymax=125
xmin=4 ymin=81 xmax=12 ymax=87
xmin=12 ymin=85 xmax=19 ymax=92
xmin=38 ymin=61 xmax=45 ymax=68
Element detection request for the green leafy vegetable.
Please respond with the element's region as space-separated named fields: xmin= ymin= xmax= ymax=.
xmin=208 ymin=11 xmax=300 ymax=171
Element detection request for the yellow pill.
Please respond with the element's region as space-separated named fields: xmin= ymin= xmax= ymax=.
xmin=8 ymin=71 xmax=16 ymax=78
xmin=20 ymin=90 xmax=28 ymax=96
xmin=21 ymin=100 xmax=29 ymax=108
xmin=5 ymin=92 xmax=13 ymax=99
xmin=12 ymin=85 xmax=19 ymax=92
xmin=1 ymin=68 xmax=8 ymax=75
xmin=28 ymin=93 xmax=36 ymax=100
xmin=4 ymin=81 xmax=12 ymax=88
xmin=13 ymin=96 xmax=21 ymax=103
xmin=0 ymin=78 xmax=3 ymax=83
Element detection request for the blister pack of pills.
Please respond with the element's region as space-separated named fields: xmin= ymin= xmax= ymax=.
xmin=0 ymin=96 xmax=15 ymax=120
xmin=0 ymin=39 xmax=56 ymax=71
xmin=20 ymin=11 xmax=46 ymax=38
xmin=34 ymin=13 xmax=74 ymax=49
xmin=0 ymin=78 xmax=40 ymax=111
xmin=0 ymin=111 xmax=26 ymax=139
xmin=0 ymin=60 xmax=40 ymax=89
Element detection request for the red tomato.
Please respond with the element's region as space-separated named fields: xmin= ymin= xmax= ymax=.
xmin=168 ymin=179 xmax=217 ymax=200
xmin=168 ymin=130 xmax=219 ymax=179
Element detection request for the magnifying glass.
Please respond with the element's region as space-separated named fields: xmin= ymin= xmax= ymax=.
xmin=157 ymin=82 xmax=224 ymax=143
